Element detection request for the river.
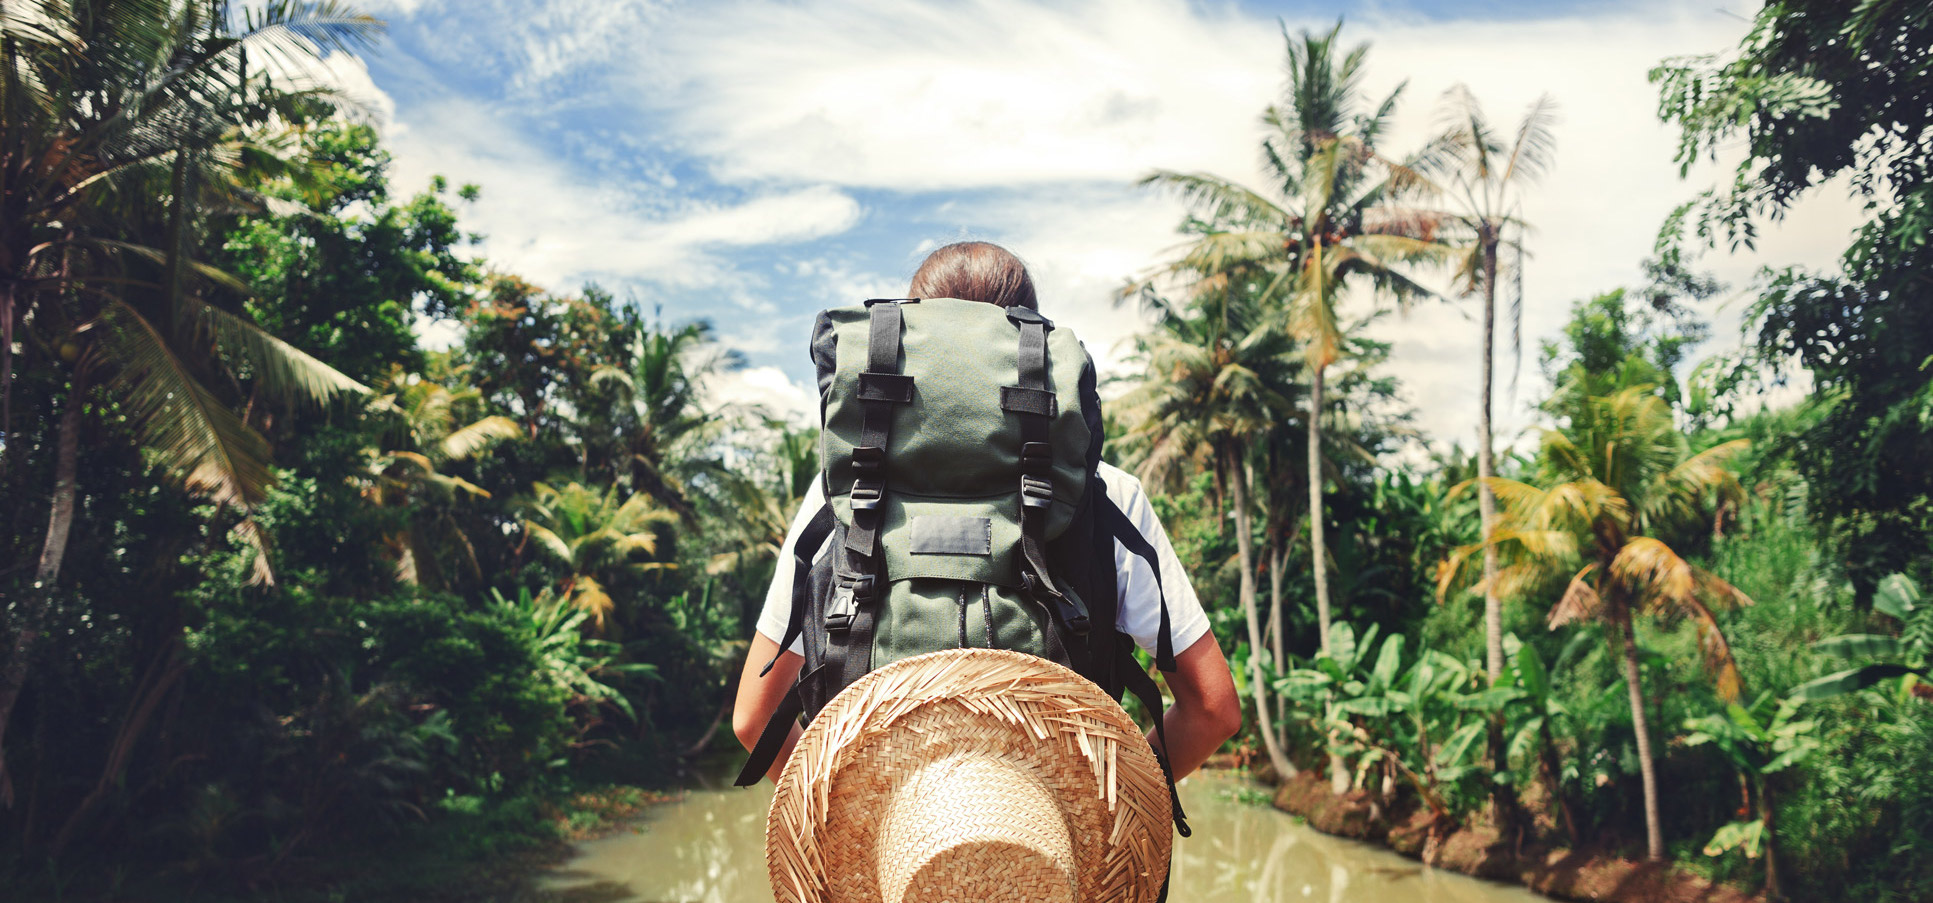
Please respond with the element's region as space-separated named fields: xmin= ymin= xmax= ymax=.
xmin=540 ymin=771 xmax=1552 ymax=903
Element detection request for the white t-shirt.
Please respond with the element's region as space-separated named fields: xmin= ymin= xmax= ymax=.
xmin=755 ymin=461 xmax=1211 ymax=657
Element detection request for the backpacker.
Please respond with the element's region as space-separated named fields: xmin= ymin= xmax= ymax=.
xmin=735 ymin=298 xmax=1188 ymax=833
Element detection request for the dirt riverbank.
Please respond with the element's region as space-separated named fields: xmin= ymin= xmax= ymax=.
xmin=1269 ymin=771 xmax=1762 ymax=903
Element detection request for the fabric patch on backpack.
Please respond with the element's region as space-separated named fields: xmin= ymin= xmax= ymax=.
xmin=908 ymin=516 xmax=992 ymax=556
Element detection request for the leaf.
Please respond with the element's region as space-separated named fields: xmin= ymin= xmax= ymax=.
xmin=1461 ymin=687 xmax=1526 ymax=712
xmin=181 ymin=295 xmax=367 ymax=404
xmin=523 ymin=522 xmax=572 ymax=564
xmin=1703 ymin=819 xmax=1764 ymax=859
xmin=1371 ymin=633 xmax=1405 ymax=688
xmin=1436 ymin=721 xmax=1486 ymax=767
xmin=1547 ymin=564 xmax=1602 ymax=629
xmin=1336 ymin=697 xmax=1393 ymax=717
xmin=1508 ymin=717 xmax=1544 ymax=763
xmin=1789 ymin=664 xmax=1929 ymax=701
xmin=99 ymin=300 xmax=273 ymax=507
xmin=1875 ymin=573 xmax=1921 ymax=622
xmin=440 ymin=415 xmax=521 ymax=461
xmin=1515 ymin=639 xmax=1551 ymax=698
xmin=1816 ymin=634 xmax=1906 ymax=661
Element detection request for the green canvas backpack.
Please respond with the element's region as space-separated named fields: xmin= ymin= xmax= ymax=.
xmin=737 ymin=298 xmax=1188 ymax=836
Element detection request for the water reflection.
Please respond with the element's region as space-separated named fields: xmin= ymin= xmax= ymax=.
xmin=542 ymin=772 xmax=1550 ymax=903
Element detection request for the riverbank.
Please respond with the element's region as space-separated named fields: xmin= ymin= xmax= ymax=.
xmin=1269 ymin=771 xmax=1762 ymax=903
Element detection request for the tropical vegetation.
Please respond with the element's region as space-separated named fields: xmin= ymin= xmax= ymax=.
xmin=1 ymin=2 xmax=1929 ymax=902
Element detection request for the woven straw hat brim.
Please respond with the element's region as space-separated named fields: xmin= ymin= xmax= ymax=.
xmin=765 ymin=648 xmax=1172 ymax=903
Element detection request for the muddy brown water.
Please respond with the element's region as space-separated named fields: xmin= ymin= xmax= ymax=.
xmin=540 ymin=771 xmax=1552 ymax=902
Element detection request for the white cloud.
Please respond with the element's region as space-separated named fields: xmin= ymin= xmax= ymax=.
xmin=381 ymin=99 xmax=862 ymax=291
xmin=705 ymin=365 xmax=817 ymax=424
xmin=652 ymin=0 xmax=1274 ymax=190
xmin=632 ymin=0 xmax=1860 ymax=445
xmin=362 ymin=0 xmax=1867 ymax=452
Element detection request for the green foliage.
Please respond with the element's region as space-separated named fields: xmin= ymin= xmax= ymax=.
xmin=1277 ymin=622 xmax=1492 ymax=816
xmin=1790 ymin=574 xmax=1931 ymax=701
xmin=1655 ymin=0 xmax=1933 ymax=600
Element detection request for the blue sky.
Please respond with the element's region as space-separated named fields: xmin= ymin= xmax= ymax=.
xmin=335 ymin=0 xmax=1851 ymax=445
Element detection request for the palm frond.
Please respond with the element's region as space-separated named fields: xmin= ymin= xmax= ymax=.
xmin=100 ymin=300 xmax=272 ymax=506
xmin=1547 ymin=564 xmax=1602 ymax=629
xmin=183 ymin=295 xmax=367 ymax=403
xmin=439 ymin=415 xmax=520 ymax=461
xmin=1139 ymin=170 xmax=1290 ymax=230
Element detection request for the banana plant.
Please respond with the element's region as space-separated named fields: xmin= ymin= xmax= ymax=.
xmin=1489 ymin=632 xmax=1591 ymax=844
xmin=1790 ymin=573 xmax=1930 ymax=702
xmin=1683 ymin=691 xmax=1820 ymax=899
xmin=490 ymin=587 xmax=655 ymax=723
xmin=1277 ymin=622 xmax=1488 ymax=817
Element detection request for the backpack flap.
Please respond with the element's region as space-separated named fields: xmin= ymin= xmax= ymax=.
xmin=818 ymin=299 xmax=1094 ymax=537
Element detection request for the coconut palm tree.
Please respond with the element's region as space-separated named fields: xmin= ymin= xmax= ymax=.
xmin=362 ymin=364 xmax=521 ymax=587
xmin=1118 ymin=285 xmax=1303 ymax=781
xmin=1140 ymin=21 xmax=1445 ymax=658
xmin=0 ymin=0 xmax=381 ymax=806
xmin=586 ymin=320 xmax=732 ymax=525
xmin=521 ymin=481 xmax=678 ymax=631
xmin=1418 ymin=84 xmax=1559 ymax=683
xmin=1440 ymin=385 xmax=1752 ymax=860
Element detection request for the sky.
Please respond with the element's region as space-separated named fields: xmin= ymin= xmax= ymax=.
xmin=329 ymin=0 xmax=1861 ymax=450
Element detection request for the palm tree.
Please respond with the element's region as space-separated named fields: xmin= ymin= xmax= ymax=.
xmin=1440 ymin=386 xmax=1752 ymax=860
xmin=1418 ymin=84 xmax=1560 ymax=683
xmin=363 ymin=364 xmax=520 ymax=587
xmin=521 ymin=481 xmax=678 ymax=631
xmin=586 ymin=320 xmax=731 ymax=524
xmin=0 ymin=0 xmax=381 ymax=805
xmin=1141 ymin=22 xmax=1445 ymax=658
xmin=1118 ymin=286 xmax=1302 ymax=781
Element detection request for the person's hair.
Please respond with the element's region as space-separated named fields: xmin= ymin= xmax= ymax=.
xmin=906 ymin=241 xmax=1038 ymax=309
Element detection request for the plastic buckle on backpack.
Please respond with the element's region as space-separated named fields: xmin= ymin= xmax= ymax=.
xmin=1020 ymin=474 xmax=1054 ymax=509
xmin=1020 ymin=441 xmax=1053 ymax=474
xmin=851 ymin=445 xmax=885 ymax=475
xmin=851 ymin=479 xmax=885 ymax=512
xmin=825 ymin=575 xmax=874 ymax=632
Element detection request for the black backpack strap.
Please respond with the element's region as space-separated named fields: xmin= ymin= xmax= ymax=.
xmin=734 ymin=683 xmax=803 ymax=786
xmin=1121 ymin=645 xmax=1193 ymax=838
xmin=838 ymin=299 xmax=910 ymax=565
xmin=820 ymin=300 xmax=908 ymax=703
xmin=1102 ymin=494 xmax=1178 ymax=672
xmin=759 ymin=502 xmax=836 ymax=677
xmin=736 ymin=502 xmax=837 ymax=787
xmin=1004 ymin=307 xmax=1090 ymax=647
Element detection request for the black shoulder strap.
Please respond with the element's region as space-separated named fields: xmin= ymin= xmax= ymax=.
xmin=734 ymin=683 xmax=802 ymax=786
xmin=1102 ymin=493 xmax=1178 ymax=672
xmin=759 ymin=502 xmax=835 ymax=678
xmin=822 ymin=301 xmax=909 ymax=705
xmin=839 ymin=300 xmax=909 ymax=563
xmin=735 ymin=502 xmax=837 ymax=787
xmin=1121 ymin=645 xmax=1193 ymax=839
xmin=1004 ymin=309 xmax=1090 ymax=649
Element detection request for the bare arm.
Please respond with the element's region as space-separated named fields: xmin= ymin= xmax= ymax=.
xmin=732 ymin=633 xmax=804 ymax=784
xmin=1150 ymin=632 xmax=1242 ymax=780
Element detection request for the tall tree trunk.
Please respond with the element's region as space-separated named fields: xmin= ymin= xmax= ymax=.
xmin=1268 ymin=537 xmax=1288 ymax=750
xmin=1232 ymin=450 xmax=1294 ymax=780
xmin=1308 ymin=364 xmax=1331 ymax=647
xmin=1620 ymin=614 xmax=1665 ymax=860
xmin=1478 ymin=231 xmax=1503 ymax=683
xmin=1307 ymin=364 xmax=1348 ymax=793
xmin=1759 ymin=779 xmax=1780 ymax=900
xmin=1476 ymin=232 xmax=1523 ymax=839
xmin=0 ymin=367 xmax=87 ymax=807
xmin=0 ymin=280 xmax=14 ymax=481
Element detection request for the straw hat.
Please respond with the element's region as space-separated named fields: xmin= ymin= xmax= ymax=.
xmin=765 ymin=648 xmax=1173 ymax=903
